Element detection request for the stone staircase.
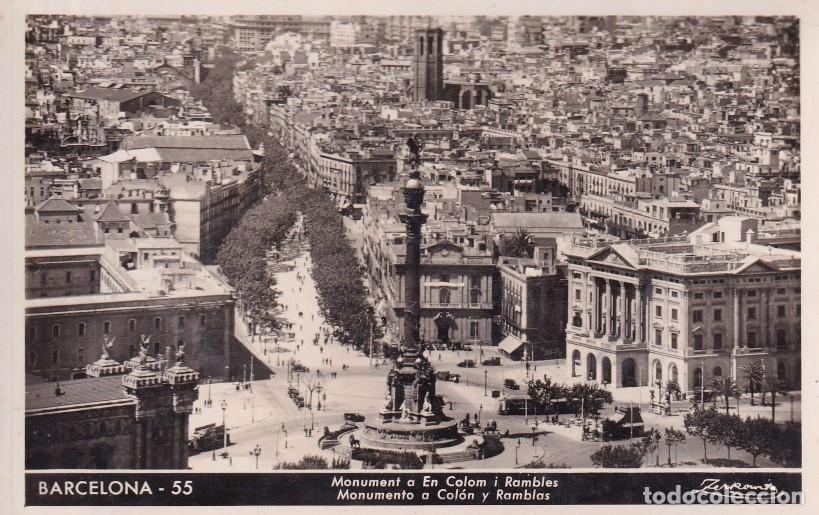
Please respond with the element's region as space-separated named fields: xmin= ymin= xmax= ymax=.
xmin=330 ymin=442 xmax=352 ymax=459
xmin=439 ymin=449 xmax=479 ymax=463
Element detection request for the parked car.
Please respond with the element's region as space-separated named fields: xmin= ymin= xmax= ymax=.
xmin=188 ymin=423 xmax=229 ymax=453
xmin=436 ymin=371 xmax=461 ymax=383
xmin=292 ymin=363 xmax=309 ymax=373
xmin=344 ymin=413 xmax=366 ymax=422
xmin=504 ymin=379 xmax=520 ymax=390
xmin=482 ymin=357 xmax=501 ymax=366
xmin=457 ymin=359 xmax=476 ymax=368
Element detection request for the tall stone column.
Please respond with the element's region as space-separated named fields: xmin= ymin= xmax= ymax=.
xmin=762 ymin=289 xmax=772 ymax=348
xmin=606 ymin=279 xmax=614 ymax=336
xmin=623 ymin=283 xmax=634 ymax=341
xmin=593 ymin=279 xmax=600 ymax=333
xmin=635 ymin=284 xmax=643 ymax=343
xmin=616 ymin=281 xmax=624 ymax=339
xmin=733 ymin=289 xmax=742 ymax=348
xmin=165 ymin=348 xmax=199 ymax=469
xmin=399 ymin=170 xmax=428 ymax=352
xmin=133 ymin=419 xmax=145 ymax=469
xmin=141 ymin=418 xmax=152 ymax=468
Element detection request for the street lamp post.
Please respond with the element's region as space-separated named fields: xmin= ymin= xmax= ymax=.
xmin=369 ymin=308 xmax=374 ymax=368
xmin=221 ymin=400 xmax=228 ymax=452
xmin=253 ymin=444 xmax=262 ymax=470
xmin=656 ymin=380 xmax=664 ymax=416
xmin=207 ymin=376 xmax=212 ymax=406
xmin=515 ymin=439 xmax=521 ymax=465
xmin=790 ymin=394 xmax=794 ymax=423
xmin=524 ymin=389 xmax=529 ymax=424
xmin=243 ymin=364 xmax=247 ymax=385
xmin=282 ymin=423 xmax=288 ymax=449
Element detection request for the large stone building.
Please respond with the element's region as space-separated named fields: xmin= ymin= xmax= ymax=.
xmin=497 ymin=240 xmax=568 ymax=360
xmin=411 ymin=27 xmax=493 ymax=108
xmin=96 ymin=135 xmax=263 ymax=263
xmin=25 ymin=201 xmax=236 ymax=381
xmin=581 ymin=194 xmax=703 ymax=239
xmin=312 ymin=148 xmax=397 ymax=204
xmin=26 ymin=348 xmax=199 ymax=469
xmin=489 ymin=211 xmax=585 ymax=257
xmin=412 ymin=28 xmax=444 ymax=102
xmin=64 ymin=86 xmax=180 ymax=121
xmin=563 ymin=226 xmax=801 ymax=393
xmin=362 ymin=203 xmax=496 ymax=347
xmin=228 ymin=15 xmax=330 ymax=51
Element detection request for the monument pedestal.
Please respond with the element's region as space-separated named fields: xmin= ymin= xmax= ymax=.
xmin=354 ymin=167 xmax=462 ymax=452
xmin=360 ymin=418 xmax=461 ymax=451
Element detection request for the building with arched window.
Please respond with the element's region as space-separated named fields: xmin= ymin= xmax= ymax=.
xmin=26 ymin=352 xmax=199 ymax=469
xmin=497 ymin=240 xmax=568 ymax=360
xmin=564 ymin=232 xmax=801 ymax=394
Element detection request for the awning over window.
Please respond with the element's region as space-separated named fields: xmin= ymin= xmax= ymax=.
xmin=424 ymin=281 xmax=464 ymax=288
xmin=498 ymin=334 xmax=525 ymax=354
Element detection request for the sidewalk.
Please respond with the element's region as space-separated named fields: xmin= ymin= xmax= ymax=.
xmin=189 ymin=381 xmax=273 ymax=437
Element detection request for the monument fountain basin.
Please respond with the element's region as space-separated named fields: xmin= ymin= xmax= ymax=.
xmin=360 ymin=418 xmax=462 ymax=450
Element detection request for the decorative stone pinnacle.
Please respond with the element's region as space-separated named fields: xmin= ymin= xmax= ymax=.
xmin=175 ymin=343 xmax=186 ymax=365
xmin=100 ymin=336 xmax=116 ymax=360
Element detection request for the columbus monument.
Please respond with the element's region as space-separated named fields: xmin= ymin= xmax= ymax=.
xmin=359 ymin=159 xmax=460 ymax=450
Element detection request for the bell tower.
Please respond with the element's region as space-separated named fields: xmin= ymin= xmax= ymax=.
xmin=412 ymin=28 xmax=444 ymax=102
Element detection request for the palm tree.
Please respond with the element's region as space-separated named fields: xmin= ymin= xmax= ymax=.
xmin=666 ymin=380 xmax=682 ymax=401
xmin=741 ymin=360 xmax=764 ymax=406
xmin=711 ymin=376 xmax=739 ymax=415
xmin=506 ymin=228 xmax=535 ymax=258
xmin=766 ymin=375 xmax=782 ymax=422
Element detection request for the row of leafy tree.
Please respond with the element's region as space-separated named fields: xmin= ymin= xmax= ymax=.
xmin=527 ymin=376 xmax=614 ymax=418
xmin=274 ymin=454 xmax=350 ymax=470
xmin=215 ymin=199 xmax=297 ymax=338
xmin=190 ymin=47 xmax=248 ymax=131
xmin=300 ymin=190 xmax=377 ymax=350
xmin=245 ymin=123 xmax=378 ymax=347
xmin=590 ymin=427 xmax=686 ymax=468
xmin=684 ymin=408 xmax=800 ymax=467
xmin=194 ymin=47 xmax=377 ymax=349
xmin=591 ymin=409 xmax=800 ymax=468
xmin=191 ymin=48 xmax=301 ymax=340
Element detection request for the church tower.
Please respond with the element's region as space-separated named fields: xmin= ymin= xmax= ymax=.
xmin=412 ymin=28 xmax=444 ymax=102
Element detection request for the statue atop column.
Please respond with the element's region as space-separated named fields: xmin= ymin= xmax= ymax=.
xmin=406 ymin=133 xmax=422 ymax=168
